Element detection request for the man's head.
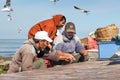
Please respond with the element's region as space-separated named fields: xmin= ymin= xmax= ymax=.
xmin=34 ymin=31 xmax=52 ymax=49
xmin=64 ymin=22 xmax=76 ymax=39
xmin=89 ymin=31 xmax=96 ymax=39
xmin=53 ymin=14 xmax=66 ymax=30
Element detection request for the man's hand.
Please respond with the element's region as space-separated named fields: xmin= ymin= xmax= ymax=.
xmin=34 ymin=56 xmax=40 ymax=61
xmin=64 ymin=53 xmax=76 ymax=62
xmin=47 ymin=43 xmax=52 ymax=49
xmin=57 ymin=50 xmax=76 ymax=62
xmin=80 ymin=49 xmax=88 ymax=57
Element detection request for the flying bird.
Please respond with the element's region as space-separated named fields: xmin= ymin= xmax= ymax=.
xmin=17 ymin=27 xmax=22 ymax=33
xmin=1 ymin=0 xmax=13 ymax=21
xmin=7 ymin=14 xmax=12 ymax=21
xmin=50 ymin=0 xmax=59 ymax=3
xmin=74 ymin=6 xmax=90 ymax=14
xmin=1 ymin=0 xmax=13 ymax=12
xmin=7 ymin=12 xmax=13 ymax=21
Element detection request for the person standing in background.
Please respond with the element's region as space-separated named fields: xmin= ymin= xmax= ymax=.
xmin=28 ymin=14 xmax=66 ymax=41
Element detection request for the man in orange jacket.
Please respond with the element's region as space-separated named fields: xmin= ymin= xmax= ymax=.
xmin=28 ymin=14 xmax=66 ymax=40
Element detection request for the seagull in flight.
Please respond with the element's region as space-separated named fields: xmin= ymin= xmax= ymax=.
xmin=50 ymin=0 xmax=59 ymax=4
xmin=74 ymin=6 xmax=90 ymax=14
xmin=17 ymin=27 xmax=22 ymax=33
xmin=7 ymin=12 xmax=13 ymax=21
xmin=1 ymin=0 xmax=13 ymax=21
xmin=50 ymin=0 xmax=59 ymax=2
xmin=1 ymin=0 xmax=13 ymax=12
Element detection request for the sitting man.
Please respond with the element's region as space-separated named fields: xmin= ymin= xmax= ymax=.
xmin=7 ymin=31 xmax=71 ymax=73
xmin=52 ymin=22 xmax=88 ymax=65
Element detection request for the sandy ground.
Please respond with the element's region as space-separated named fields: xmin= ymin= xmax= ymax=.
xmin=0 ymin=60 xmax=120 ymax=80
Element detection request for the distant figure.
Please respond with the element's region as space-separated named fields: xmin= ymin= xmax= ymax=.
xmin=86 ymin=31 xmax=98 ymax=50
xmin=52 ymin=22 xmax=88 ymax=65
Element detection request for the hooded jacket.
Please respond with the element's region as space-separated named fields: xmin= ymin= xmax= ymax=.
xmin=8 ymin=39 xmax=36 ymax=73
xmin=28 ymin=14 xmax=65 ymax=40
xmin=8 ymin=39 xmax=59 ymax=73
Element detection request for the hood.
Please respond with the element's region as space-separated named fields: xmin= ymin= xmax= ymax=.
xmin=24 ymin=39 xmax=35 ymax=46
xmin=52 ymin=14 xmax=64 ymax=28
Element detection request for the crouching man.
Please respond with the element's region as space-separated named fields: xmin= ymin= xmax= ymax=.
xmin=52 ymin=22 xmax=88 ymax=65
xmin=7 ymin=31 xmax=66 ymax=73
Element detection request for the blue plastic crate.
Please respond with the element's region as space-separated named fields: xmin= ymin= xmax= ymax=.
xmin=98 ymin=41 xmax=120 ymax=58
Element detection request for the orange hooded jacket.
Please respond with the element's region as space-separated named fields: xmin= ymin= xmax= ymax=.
xmin=28 ymin=14 xmax=65 ymax=40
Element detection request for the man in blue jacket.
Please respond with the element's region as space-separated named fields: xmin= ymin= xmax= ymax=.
xmin=53 ymin=22 xmax=88 ymax=65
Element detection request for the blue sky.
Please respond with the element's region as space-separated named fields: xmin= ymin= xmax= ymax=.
xmin=0 ymin=0 xmax=120 ymax=39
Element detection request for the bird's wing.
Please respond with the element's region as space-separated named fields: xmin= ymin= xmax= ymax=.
xmin=74 ymin=6 xmax=80 ymax=10
xmin=6 ymin=0 xmax=11 ymax=6
xmin=74 ymin=6 xmax=83 ymax=10
xmin=50 ymin=0 xmax=59 ymax=2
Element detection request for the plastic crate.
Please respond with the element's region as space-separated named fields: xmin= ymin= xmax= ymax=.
xmin=87 ymin=49 xmax=98 ymax=61
xmin=98 ymin=41 xmax=120 ymax=59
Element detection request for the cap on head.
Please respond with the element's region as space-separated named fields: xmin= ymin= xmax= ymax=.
xmin=89 ymin=31 xmax=96 ymax=38
xmin=89 ymin=31 xmax=95 ymax=36
xmin=65 ymin=22 xmax=76 ymax=33
xmin=34 ymin=31 xmax=52 ymax=42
